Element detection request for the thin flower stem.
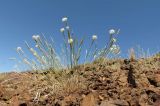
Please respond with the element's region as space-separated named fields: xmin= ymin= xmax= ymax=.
xmin=67 ymin=30 xmax=73 ymax=68
xmin=85 ymin=40 xmax=94 ymax=62
xmin=100 ymin=34 xmax=113 ymax=57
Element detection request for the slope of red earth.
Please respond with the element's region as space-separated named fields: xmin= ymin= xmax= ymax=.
xmin=0 ymin=55 xmax=160 ymax=106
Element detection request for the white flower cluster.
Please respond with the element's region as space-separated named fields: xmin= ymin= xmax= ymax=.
xmin=60 ymin=17 xmax=70 ymax=33
xmin=61 ymin=17 xmax=74 ymax=45
xmin=32 ymin=35 xmax=40 ymax=41
xmin=108 ymin=28 xmax=120 ymax=55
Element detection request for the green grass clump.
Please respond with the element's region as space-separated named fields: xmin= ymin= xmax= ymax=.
xmin=12 ymin=17 xmax=121 ymax=72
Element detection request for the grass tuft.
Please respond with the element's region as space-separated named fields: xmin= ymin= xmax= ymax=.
xmin=13 ymin=17 xmax=121 ymax=72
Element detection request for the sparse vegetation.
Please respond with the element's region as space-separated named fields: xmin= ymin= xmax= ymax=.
xmin=13 ymin=17 xmax=120 ymax=72
xmin=0 ymin=54 xmax=160 ymax=105
xmin=0 ymin=18 xmax=160 ymax=106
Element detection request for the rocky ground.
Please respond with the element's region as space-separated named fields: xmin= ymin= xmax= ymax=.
xmin=0 ymin=54 xmax=160 ymax=106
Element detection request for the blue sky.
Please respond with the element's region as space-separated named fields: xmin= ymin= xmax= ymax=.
xmin=0 ymin=0 xmax=160 ymax=72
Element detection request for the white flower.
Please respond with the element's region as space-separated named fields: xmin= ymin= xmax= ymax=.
xmin=35 ymin=45 xmax=39 ymax=48
xmin=92 ymin=35 xmax=97 ymax=40
xmin=16 ymin=47 xmax=24 ymax=53
xmin=109 ymin=29 xmax=116 ymax=35
xmin=60 ymin=28 xmax=65 ymax=33
xmin=62 ymin=17 xmax=68 ymax=22
xmin=17 ymin=47 xmax=22 ymax=51
xmin=112 ymin=38 xmax=117 ymax=42
xmin=68 ymin=38 xmax=73 ymax=44
xmin=32 ymin=35 xmax=40 ymax=41
xmin=66 ymin=26 xmax=70 ymax=30
xmin=36 ymin=35 xmax=40 ymax=39
xmin=32 ymin=35 xmax=37 ymax=40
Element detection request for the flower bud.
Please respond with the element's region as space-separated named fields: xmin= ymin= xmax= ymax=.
xmin=66 ymin=26 xmax=70 ymax=30
xmin=62 ymin=17 xmax=68 ymax=22
xmin=60 ymin=28 xmax=65 ymax=33
xmin=109 ymin=29 xmax=116 ymax=35
xmin=112 ymin=38 xmax=117 ymax=42
xmin=68 ymin=38 xmax=73 ymax=44
xmin=92 ymin=35 xmax=97 ymax=40
xmin=32 ymin=35 xmax=40 ymax=41
xmin=17 ymin=47 xmax=22 ymax=51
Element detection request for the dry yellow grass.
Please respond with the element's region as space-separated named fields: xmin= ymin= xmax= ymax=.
xmin=0 ymin=53 xmax=160 ymax=105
